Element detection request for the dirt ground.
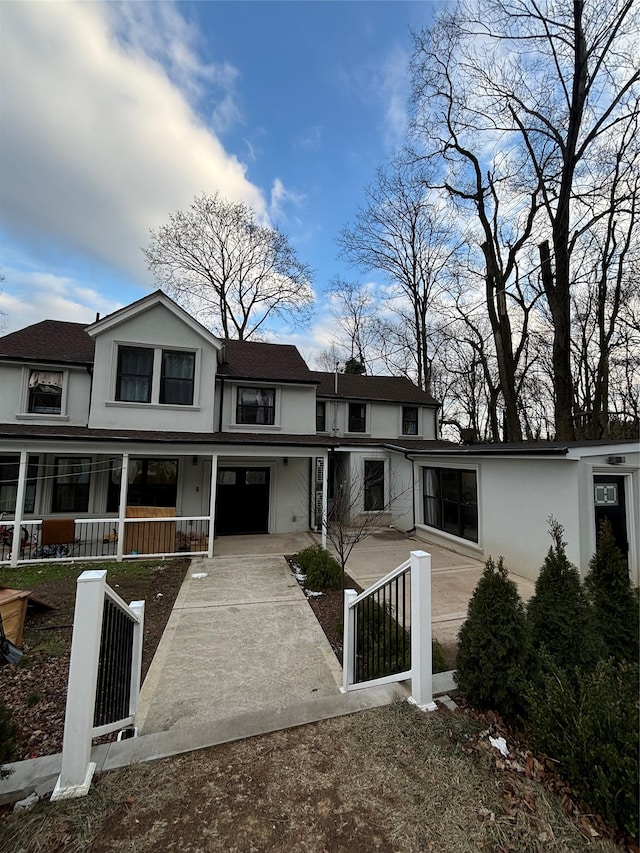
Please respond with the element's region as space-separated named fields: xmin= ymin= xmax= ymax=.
xmin=1 ymin=558 xmax=190 ymax=760
xmin=0 ymin=556 xmax=634 ymax=851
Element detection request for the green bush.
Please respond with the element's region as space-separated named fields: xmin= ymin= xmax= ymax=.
xmin=0 ymin=698 xmax=17 ymax=779
xmin=528 ymin=657 xmax=639 ymax=839
xmin=585 ymin=519 xmax=640 ymax=665
xmin=527 ymin=518 xmax=602 ymax=675
xmin=455 ymin=556 xmax=531 ymax=722
xmin=294 ymin=545 xmax=342 ymax=591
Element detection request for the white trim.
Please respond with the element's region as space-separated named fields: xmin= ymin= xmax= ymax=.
xmin=109 ymin=341 xmax=201 ymax=408
xmin=229 ymin=383 xmax=281 ymax=430
xmin=19 ymin=365 xmax=70 ymax=418
xmin=588 ymin=466 xmax=638 ymax=585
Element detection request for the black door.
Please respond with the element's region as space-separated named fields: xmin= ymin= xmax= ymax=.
xmin=593 ymin=475 xmax=628 ymax=563
xmin=215 ymin=468 xmax=270 ymax=535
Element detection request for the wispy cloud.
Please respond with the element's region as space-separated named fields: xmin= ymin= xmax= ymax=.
xmin=269 ymin=178 xmax=306 ymax=223
xmin=0 ymin=1 xmax=264 ymax=285
xmin=295 ymin=126 xmax=323 ymax=151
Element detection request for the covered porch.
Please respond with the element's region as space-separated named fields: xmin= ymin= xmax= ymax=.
xmin=0 ymin=438 xmax=333 ymax=567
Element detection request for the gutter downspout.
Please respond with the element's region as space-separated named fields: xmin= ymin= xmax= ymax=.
xmin=382 ymin=443 xmax=417 ymax=534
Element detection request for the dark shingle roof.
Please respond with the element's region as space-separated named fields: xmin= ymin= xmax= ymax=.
xmin=218 ymin=339 xmax=316 ymax=383
xmin=0 ymin=320 xmax=95 ymax=365
xmin=311 ymin=371 xmax=438 ymax=405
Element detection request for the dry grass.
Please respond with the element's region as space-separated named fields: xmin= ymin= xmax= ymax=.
xmin=1 ymin=703 xmax=622 ymax=852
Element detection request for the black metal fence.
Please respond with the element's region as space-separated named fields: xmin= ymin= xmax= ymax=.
xmin=94 ymin=595 xmax=135 ymax=728
xmin=354 ymin=569 xmax=411 ymax=684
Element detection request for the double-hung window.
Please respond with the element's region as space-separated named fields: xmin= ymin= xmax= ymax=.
xmin=316 ymin=401 xmax=326 ymax=432
xmin=0 ymin=456 xmax=39 ymax=514
xmin=348 ymin=402 xmax=366 ymax=433
xmin=115 ymin=346 xmax=196 ymax=406
xmin=423 ymin=467 xmax=478 ymax=542
xmin=160 ymin=351 xmax=195 ymax=405
xmin=402 ymin=407 xmax=418 ymax=435
xmin=116 ymin=347 xmax=153 ymax=403
xmin=236 ymin=387 xmax=275 ymax=425
xmin=28 ymin=370 xmax=63 ymax=414
xmin=364 ymin=460 xmax=385 ymax=511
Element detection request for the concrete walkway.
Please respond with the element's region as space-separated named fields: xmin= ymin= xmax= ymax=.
xmin=137 ymin=539 xmax=344 ymax=734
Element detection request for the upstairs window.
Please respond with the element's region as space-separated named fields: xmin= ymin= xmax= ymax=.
xmin=236 ymin=387 xmax=275 ymax=425
xmin=115 ymin=345 xmax=197 ymax=406
xmin=402 ymin=407 xmax=418 ymax=435
xmin=316 ymin=401 xmax=326 ymax=432
xmin=348 ymin=402 xmax=366 ymax=433
xmin=160 ymin=351 xmax=195 ymax=405
xmin=28 ymin=371 xmax=63 ymax=414
xmin=116 ymin=347 xmax=153 ymax=403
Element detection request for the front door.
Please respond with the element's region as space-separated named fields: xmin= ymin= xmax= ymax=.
xmin=593 ymin=475 xmax=629 ymax=564
xmin=215 ymin=467 xmax=270 ymax=535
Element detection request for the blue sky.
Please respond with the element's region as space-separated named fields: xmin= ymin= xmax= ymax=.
xmin=0 ymin=0 xmax=435 ymax=363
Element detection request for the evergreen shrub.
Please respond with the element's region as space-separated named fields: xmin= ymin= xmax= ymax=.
xmin=528 ymin=656 xmax=639 ymax=840
xmin=585 ymin=519 xmax=640 ymax=664
xmin=295 ymin=545 xmax=342 ymax=591
xmin=527 ymin=518 xmax=602 ymax=675
xmin=455 ymin=556 xmax=530 ymax=722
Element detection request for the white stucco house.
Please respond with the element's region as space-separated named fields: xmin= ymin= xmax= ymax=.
xmin=0 ymin=290 xmax=637 ymax=585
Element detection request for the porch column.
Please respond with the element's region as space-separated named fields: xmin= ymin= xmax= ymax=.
xmin=207 ymin=453 xmax=218 ymax=558
xmin=321 ymin=450 xmax=328 ymax=549
xmin=116 ymin=453 xmax=129 ymax=562
xmin=10 ymin=450 xmax=28 ymax=568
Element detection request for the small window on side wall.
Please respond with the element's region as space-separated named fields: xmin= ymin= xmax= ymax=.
xmin=402 ymin=407 xmax=418 ymax=435
xmin=28 ymin=371 xmax=63 ymax=414
xmin=364 ymin=460 xmax=385 ymax=511
xmin=237 ymin=387 xmax=275 ymax=425
xmin=316 ymin=401 xmax=326 ymax=432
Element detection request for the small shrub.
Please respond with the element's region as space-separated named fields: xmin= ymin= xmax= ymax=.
xmin=585 ymin=519 xmax=640 ymax=665
xmin=528 ymin=656 xmax=639 ymax=839
xmin=0 ymin=698 xmax=17 ymax=779
xmin=455 ymin=556 xmax=530 ymax=722
xmin=294 ymin=545 xmax=341 ymax=591
xmin=527 ymin=518 xmax=602 ymax=675
xmin=432 ymin=638 xmax=447 ymax=674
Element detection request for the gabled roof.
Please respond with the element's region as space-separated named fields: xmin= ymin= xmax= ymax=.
xmin=86 ymin=290 xmax=224 ymax=352
xmin=218 ymin=339 xmax=317 ymax=384
xmin=0 ymin=320 xmax=95 ymax=365
xmin=311 ymin=371 xmax=438 ymax=406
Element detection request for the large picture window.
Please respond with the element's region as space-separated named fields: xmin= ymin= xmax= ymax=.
xmin=423 ymin=467 xmax=478 ymax=542
xmin=52 ymin=457 xmax=91 ymax=513
xmin=236 ymin=387 xmax=275 ymax=425
xmin=364 ymin=460 xmax=385 ymax=511
xmin=107 ymin=458 xmax=178 ymax=510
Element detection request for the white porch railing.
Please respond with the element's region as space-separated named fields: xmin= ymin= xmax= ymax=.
xmin=0 ymin=515 xmax=211 ymax=567
xmin=51 ymin=569 xmax=144 ymax=800
xmin=342 ymin=550 xmax=437 ymax=710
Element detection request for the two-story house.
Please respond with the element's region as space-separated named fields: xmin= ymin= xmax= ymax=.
xmin=0 ymin=291 xmax=443 ymax=562
xmin=1 ymin=289 xmax=638 ymax=583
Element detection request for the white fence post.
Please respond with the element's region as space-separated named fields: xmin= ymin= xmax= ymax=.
xmin=128 ymin=600 xmax=145 ymax=718
xmin=51 ymin=570 xmax=107 ymax=800
xmin=116 ymin=453 xmax=129 ymax=562
xmin=10 ymin=450 xmax=28 ymax=568
xmin=409 ymin=550 xmax=437 ymax=711
xmin=341 ymin=588 xmax=357 ymax=692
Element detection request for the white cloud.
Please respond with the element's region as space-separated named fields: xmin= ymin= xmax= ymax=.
xmin=0 ymin=268 xmax=122 ymax=334
xmin=269 ymin=178 xmax=306 ymax=223
xmin=0 ymin=2 xmax=265 ymax=285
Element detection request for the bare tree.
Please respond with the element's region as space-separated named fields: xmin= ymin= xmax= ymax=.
xmin=410 ymin=0 xmax=640 ymax=440
xmin=338 ymin=163 xmax=460 ymax=395
xmin=144 ymin=192 xmax=314 ymax=339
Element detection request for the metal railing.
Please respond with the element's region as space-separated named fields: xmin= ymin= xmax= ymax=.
xmin=0 ymin=516 xmax=211 ymax=565
xmin=343 ymin=550 xmax=437 ymax=710
xmin=52 ymin=570 xmax=144 ymax=800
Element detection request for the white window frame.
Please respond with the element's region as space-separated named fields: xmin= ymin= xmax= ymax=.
xmin=347 ymin=401 xmax=369 ymax=435
xmin=400 ymin=405 xmax=421 ymax=437
xmin=109 ymin=342 xmax=201 ymax=410
xmin=230 ymin=384 xmax=281 ymax=431
xmin=418 ymin=462 xmax=481 ymax=547
xmin=362 ymin=456 xmax=389 ymax=513
xmin=17 ymin=366 xmax=70 ymax=421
